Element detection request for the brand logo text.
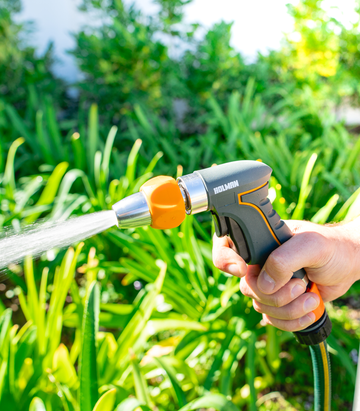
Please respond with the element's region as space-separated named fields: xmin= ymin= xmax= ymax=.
xmin=213 ymin=180 xmax=239 ymax=194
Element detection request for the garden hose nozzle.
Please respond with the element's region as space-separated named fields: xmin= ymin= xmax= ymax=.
xmin=112 ymin=161 xmax=332 ymax=345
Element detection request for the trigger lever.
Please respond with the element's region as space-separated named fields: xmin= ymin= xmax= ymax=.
xmin=211 ymin=211 xmax=229 ymax=237
xmin=227 ymin=218 xmax=250 ymax=263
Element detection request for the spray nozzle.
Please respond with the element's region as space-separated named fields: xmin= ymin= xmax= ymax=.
xmin=112 ymin=176 xmax=191 ymax=229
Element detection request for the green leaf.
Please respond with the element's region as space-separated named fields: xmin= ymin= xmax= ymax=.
xmin=204 ymin=327 xmax=236 ymax=390
xmin=178 ymin=394 xmax=239 ymax=411
xmin=245 ymin=333 xmax=257 ymax=411
xmin=36 ymin=110 xmax=54 ymax=165
xmin=0 ymin=309 xmax=12 ymax=356
xmin=327 ymin=334 xmax=356 ymax=384
xmin=29 ymin=397 xmax=46 ymax=411
xmin=45 ymin=96 xmax=65 ymax=160
xmin=93 ymin=388 xmax=117 ymax=411
xmin=45 ymin=244 xmax=84 ymax=362
xmin=130 ymin=351 xmax=151 ymax=407
xmin=115 ymin=398 xmax=151 ymax=411
xmin=88 ymin=103 xmax=99 ymax=179
xmin=3 ymin=137 xmax=25 ymax=200
xmin=101 ymin=126 xmax=118 ymax=184
xmin=80 ymin=281 xmax=100 ymax=411
xmin=109 ymin=264 xmax=167 ymax=379
xmin=26 ymin=161 xmax=69 ymax=224
xmin=126 ymin=139 xmax=142 ymax=184
xmin=292 ymin=153 xmax=317 ymax=220
xmin=5 ymin=104 xmax=37 ymax=151
xmin=333 ymin=187 xmax=360 ymax=222
xmin=53 ymin=343 xmax=78 ymax=387
xmin=154 ymin=357 xmax=187 ymax=407
xmin=311 ymin=194 xmax=339 ymax=224
xmin=72 ymin=132 xmax=86 ymax=171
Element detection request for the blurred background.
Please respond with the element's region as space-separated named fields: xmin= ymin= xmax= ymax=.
xmin=1 ymin=0 xmax=360 ymax=410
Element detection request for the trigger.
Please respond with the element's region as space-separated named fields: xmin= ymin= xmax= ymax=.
xmin=227 ymin=218 xmax=250 ymax=263
xmin=211 ymin=211 xmax=229 ymax=237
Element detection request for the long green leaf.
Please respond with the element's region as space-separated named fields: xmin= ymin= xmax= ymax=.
xmin=311 ymin=194 xmax=339 ymax=224
xmin=26 ymin=161 xmax=69 ymax=223
xmin=3 ymin=137 xmax=25 ymax=201
xmin=93 ymin=388 xmax=117 ymax=411
xmin=154 ymin=357 xmax=187 ymax=407
xmin=87 ymin=103 xmax=99 ymax=179
xmin=130 ymin=351 xmax=151 ymax=407
xmin=29 ymin=397 xmax=46 ymax=411
xmin=292 ymin=153 xmax=317 ymax=220
xmin=79 ymin=281 xmax=100 ymax=411
xmin=109 ymin=264 xmax=167 ymax=379
xmin=178 ymin=394 xmax=239 ymax=411
xmin=115 ymin=398 xmax=151 ymax=411
xmin=245 ymin=333 xmax=257 ymax=411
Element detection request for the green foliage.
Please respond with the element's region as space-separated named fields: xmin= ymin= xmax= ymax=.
xmin=73 ymin=0 xmax=172 ymax=123
xmin=183 ymin=21 xmax=246 ymax=117
xmin=0 ymin=1 xmax=66 ymax=113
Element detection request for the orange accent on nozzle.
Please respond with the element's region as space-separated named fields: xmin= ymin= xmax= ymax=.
xmin=307 ymin=282 xmax=325 ymax=322
xmin=140 ymin=176 xmax=186 ymax=229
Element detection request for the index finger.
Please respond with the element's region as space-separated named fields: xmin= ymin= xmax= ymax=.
xmin=212 ymin=234 xmax=247 ymax=277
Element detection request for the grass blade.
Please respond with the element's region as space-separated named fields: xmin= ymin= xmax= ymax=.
xmin=3 ymin=137 xmax=25 ymax=201
xmin=26 ymin=161 xmax=69 ymax=224
xmin=245 ymin=333 xmax=257 ymax=411
xmin=311 ymin=194 xmax=339 ymax=224
xmin=87 ymin=104 xmax=99 ymax=180
xmin=292 ymin=153 xmax=317 ymax=220
xmin=79 ymin=281 xmax=100 ymax=411
xmin=154 ymin=357 xmax=187 ymax=407
xmin=130 ymin=350 xmax=151 ymax=407
xmin=101 ymin=126 xmax=118 ymax=184
xmin=93 ymin=388 xmax=117 ymax=411
xmin=115 ymin=398 xmax=151 ymax=411
xmin=178 ymin=394 xmax=239 ymax=411
xmin=29 ymin=397 xmax=46 ymax=411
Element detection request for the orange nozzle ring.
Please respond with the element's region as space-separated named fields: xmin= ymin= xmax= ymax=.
xmin=140 ymin=176 xmax=186 ymax=229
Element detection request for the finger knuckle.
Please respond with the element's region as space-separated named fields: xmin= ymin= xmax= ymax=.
xmin=272 ymin=294 xmax=283 ymax=308
xmin=267 ymin=250 xmax=287 ymax=274
xmin=252 ymin=301 xmax=263 ymax=313
xmin=300 ymin=231 xmax=324 ymax=245
xmin=239 ymin=279 xmax=247 ymax=294
xmin=212 ymin=254 xmax=226 ymax=271
xmin=240 ymin=281 xmax=252 ymax=297
xmin=284 ymin=306 xmax=297 ymax=320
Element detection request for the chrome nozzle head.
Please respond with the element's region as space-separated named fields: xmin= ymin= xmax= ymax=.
xmin=112 ymin=192 xmax=151 ymax=228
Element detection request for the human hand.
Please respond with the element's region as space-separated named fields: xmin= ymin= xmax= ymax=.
xmin=212 ymin=218 xmax=360 ymax=332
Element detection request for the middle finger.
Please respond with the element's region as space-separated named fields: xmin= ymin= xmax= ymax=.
xmin=240 ymin=265 xmax=307 ymax=307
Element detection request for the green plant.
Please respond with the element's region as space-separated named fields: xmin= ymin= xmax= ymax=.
xmin=0 ymin=0 xmax=66 ymax=114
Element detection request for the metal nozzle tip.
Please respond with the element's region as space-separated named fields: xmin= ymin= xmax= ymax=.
xmin=112 ymin=192 xmax=151 ymax=229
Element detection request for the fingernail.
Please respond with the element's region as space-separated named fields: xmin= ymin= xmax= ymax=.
xmin=299 ymin=312 xmax=315 ymax=327
xmin=226 ymin=264 xmax=240 ymax=275
xmin=291 ymin=284 xmax=305 ymax=299
xmin=258 ymin=269 xmax=275 ymax=292
xmin=304 ymin=296 xmax=319 ymax=312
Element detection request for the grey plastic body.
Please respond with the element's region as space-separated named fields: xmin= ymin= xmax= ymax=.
xmin=195 ymin=161 xmax=293 ymax=267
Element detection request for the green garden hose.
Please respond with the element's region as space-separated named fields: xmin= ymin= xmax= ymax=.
xmin=309 ymin=341 xmax=331 ymax=411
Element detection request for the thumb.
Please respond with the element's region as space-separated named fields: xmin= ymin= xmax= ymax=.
xmin=257 ymin=230 xmax=331 ymax=294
